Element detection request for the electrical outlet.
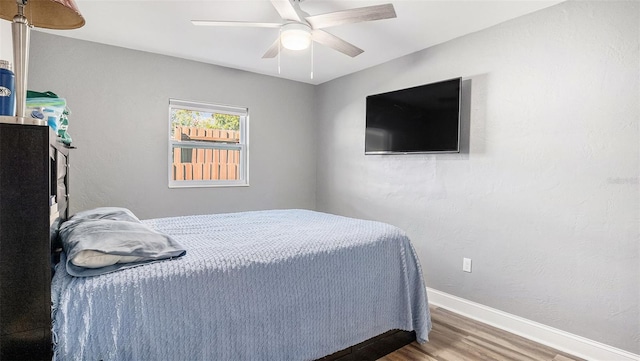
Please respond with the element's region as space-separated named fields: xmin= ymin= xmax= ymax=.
xmin=463 ymin=258 xmax=472 ymax=273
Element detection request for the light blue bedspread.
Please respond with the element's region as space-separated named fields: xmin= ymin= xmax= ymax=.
xmin=52 ymin=209 xmax=431 ymax=360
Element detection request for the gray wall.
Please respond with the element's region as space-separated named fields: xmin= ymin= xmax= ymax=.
xmin=315 ymin=0 xmax=639 ymax=354
xmin=29 ymin=32 xmax=317 ymax=219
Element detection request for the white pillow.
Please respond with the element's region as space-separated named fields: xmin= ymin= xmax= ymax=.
xmin=71 ymin=250 xmax=146 ymax=269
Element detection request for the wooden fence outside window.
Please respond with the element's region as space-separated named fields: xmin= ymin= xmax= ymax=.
xmin=172 ymin=126 xmax=240 ymax=181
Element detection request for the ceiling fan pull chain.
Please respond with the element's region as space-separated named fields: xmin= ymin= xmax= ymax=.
xmin=310 ymin=41 xmax=314 ymax=80
xmin=278 ymin=27 xmax=282 ymax=74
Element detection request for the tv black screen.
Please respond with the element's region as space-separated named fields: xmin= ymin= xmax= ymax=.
xmin=365 ymin=77 xmax=461 ymax=154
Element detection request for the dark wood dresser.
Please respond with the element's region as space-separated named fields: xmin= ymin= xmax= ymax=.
xmin=0 ymin=120 xmax=71 ymax=360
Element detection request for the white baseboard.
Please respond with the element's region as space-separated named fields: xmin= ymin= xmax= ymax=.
xmin=426 ymin=288 xmax=639 ymax=361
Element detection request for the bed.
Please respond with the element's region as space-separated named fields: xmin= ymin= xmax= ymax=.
xmin=51 ymin=208 xmax=431 ymax=360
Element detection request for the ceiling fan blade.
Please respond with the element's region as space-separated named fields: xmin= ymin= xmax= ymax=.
xmin=270 ymin=0 xmax=303 ymax=22
xmin=306 ymin=4 xmax=396 ymax=29
xmin=312 ymin=30 xmax=364 ymax=58
xmin=191 ymin=20 xmax=281 ymax=28
xmin=262 ymin=37 xmax=281 ymax=59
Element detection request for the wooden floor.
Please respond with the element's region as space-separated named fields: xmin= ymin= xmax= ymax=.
xmin=378 ymin=307 xmax=586 ymax=361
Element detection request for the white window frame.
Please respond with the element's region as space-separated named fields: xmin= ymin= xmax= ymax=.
xmin=168 ymin=99 xmax=249 ymax=188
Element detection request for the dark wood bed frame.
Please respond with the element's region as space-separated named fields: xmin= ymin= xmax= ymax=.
xmin=317 ymin=329 xmax=416 ymax=361
xmin=0 ymin=123 xmax=70 ymax=360
xmin=0 ymin=122 xmax=414 ymax=360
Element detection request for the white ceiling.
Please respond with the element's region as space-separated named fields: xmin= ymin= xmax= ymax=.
xmin=40 ymin=0 xmax=563 ymax=85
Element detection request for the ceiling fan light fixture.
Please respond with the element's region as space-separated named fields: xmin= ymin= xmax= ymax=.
xmin=280 ymin=23 xmax=311 ymax=51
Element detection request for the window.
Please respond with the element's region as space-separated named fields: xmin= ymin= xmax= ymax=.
xmin=169 ymin=99 xmax=248 ymax=188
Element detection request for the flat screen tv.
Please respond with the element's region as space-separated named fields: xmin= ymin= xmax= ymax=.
xmin=365 ymin=77 xmax=461 ymax=154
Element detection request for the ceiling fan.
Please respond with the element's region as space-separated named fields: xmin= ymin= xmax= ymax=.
xmin=191 ymin=0 xmax=397 ymax=58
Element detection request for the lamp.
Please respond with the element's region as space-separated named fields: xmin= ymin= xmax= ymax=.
xmin=280 ymin=23 xmax=311 ymax=51
xmin=0 ymin=0 xmax=84 ymax=120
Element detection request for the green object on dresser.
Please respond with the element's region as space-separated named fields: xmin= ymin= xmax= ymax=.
xmin=27 ymin=90 xmax=73 ymax=145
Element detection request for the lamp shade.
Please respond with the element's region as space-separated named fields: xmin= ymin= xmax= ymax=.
xmin=0 ymin=0 xmax=85 ymax=29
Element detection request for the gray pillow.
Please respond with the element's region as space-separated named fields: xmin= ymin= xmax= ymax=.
xmin=71 ymin=206 xmax=141 ymax=223
xmin=60 ymin=209 xmax=186 ymax=277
